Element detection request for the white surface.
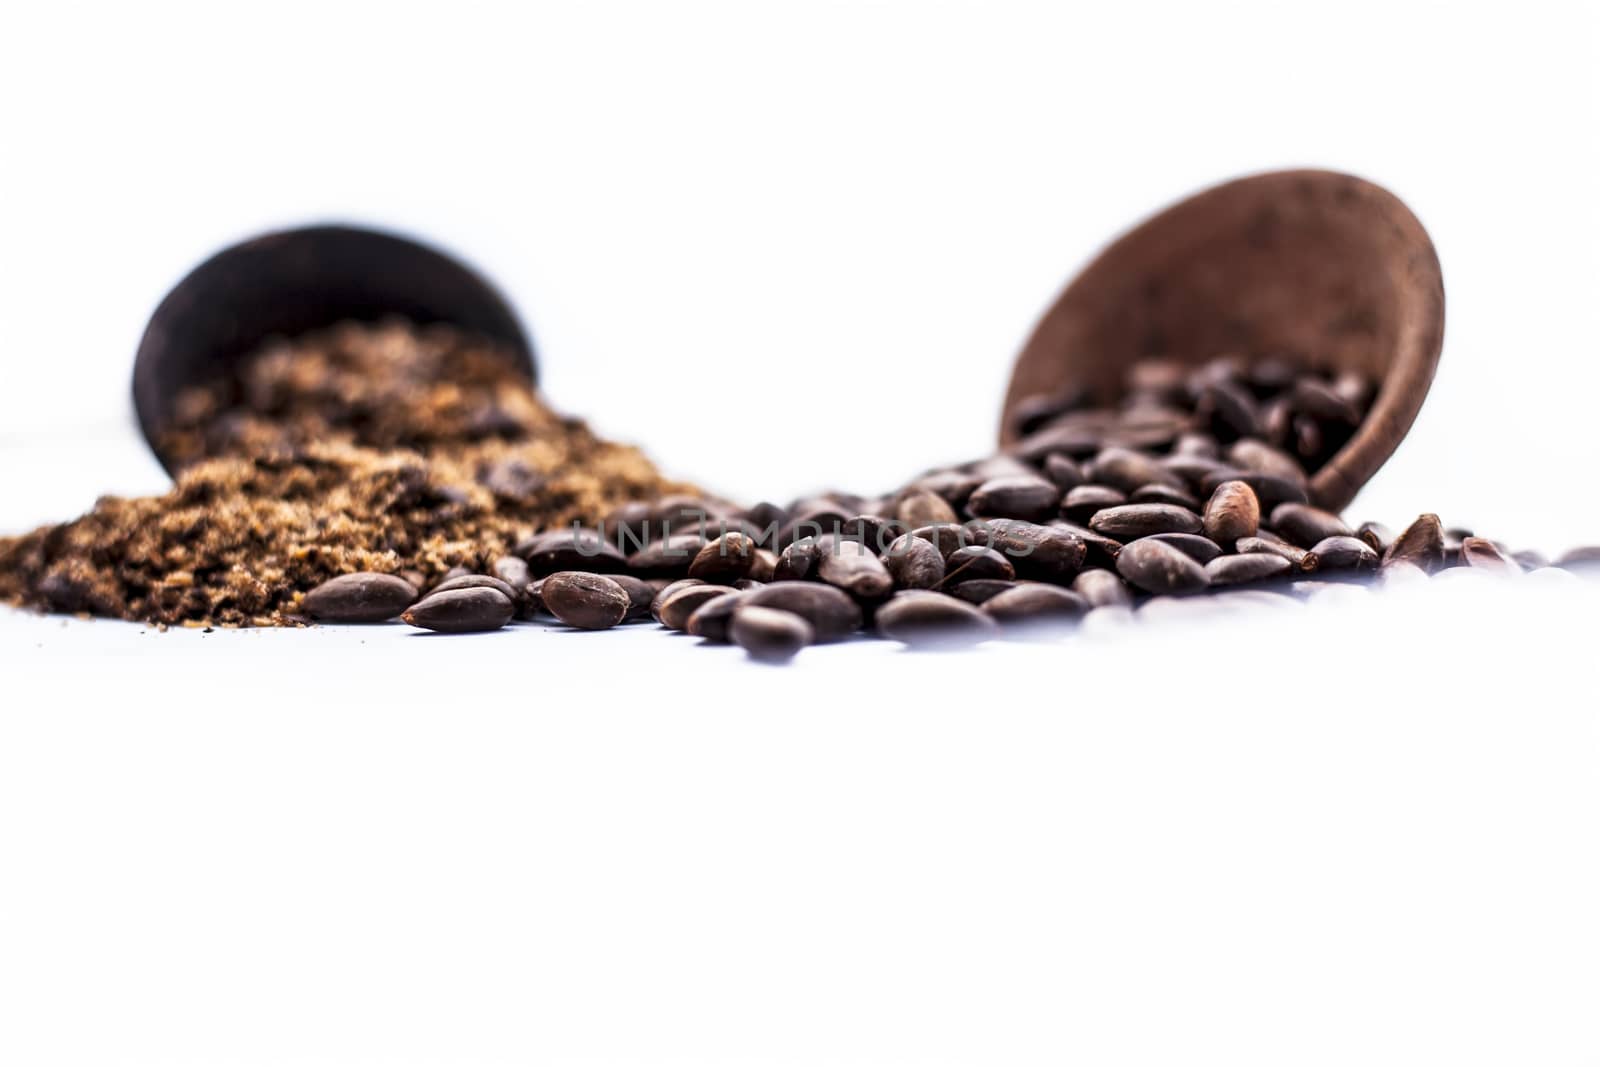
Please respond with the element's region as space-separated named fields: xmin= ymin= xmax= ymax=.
xmin=3 ymin=2 xmax=1600 ymax=1065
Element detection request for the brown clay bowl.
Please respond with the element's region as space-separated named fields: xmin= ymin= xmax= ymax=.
xmin=132 ymin=224 xmax=535 ymax=474
xmin=999 ymin=169 xmax=1445 ymax=512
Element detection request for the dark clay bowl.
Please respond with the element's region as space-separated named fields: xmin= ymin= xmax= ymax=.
xmin=132 ymin=224 xmax=535 ymax=474
xmin=1000 ymin=169 xmax=1445 ymax=512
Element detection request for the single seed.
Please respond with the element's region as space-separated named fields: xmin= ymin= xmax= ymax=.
xmin=1270 ymin=503 xmax=1355 ymax=548
xmin=1115 ymin=537 xmax=1210 ymax=595
xmin=883 ymin=533 xmax=946 ymax=590
xmin=1088 ymin=503 xmax=1203 ymax=540
xmin=1383 ymin=513 xmax=1447 ymax=573
xmin=1461 ymin=537 xmax=1519 ymax=573
xmin=1302 ymin=535 xmax=1380 ymax=573
xmin=742 ymin=582 xmax=864 ymax=641
xmin=966 ymin=475 xmax=1061 ymax=522
xmin=1146 ymin=532 xmax=1223 ymax=564
xmin=1042 ymin=454 xmax=1085 ymax=491
xmin=685 ymin=590 xmax=750 ymax=641
xmin=687 ymin=532 xmax=757 ymax=583
xmin=1205 ymin=553 xmax=1293 ymax=586
xmin=1236 ymin=535 xmax=1308 ymax=566
xmin=649 ymin=578 xmax=705 ymax=623
xmin=1202 ymin=480 xmax=1261 ymax=544
xmin=896 ymin=487 xmax=958 ymax=528
xmin=730 ymin=606 xmax=814 ymax=662
xmin=1356 ymin=521 xmax=1394 ymax=555
xmin=657 ymin=584 xmax=733 ymax=632
xmin=941 ymin=545 xmax=1016 ymax=586
xmin=818 ymin=539 xmax=895 ymax=597
xmin=981 ymin=584 xmax=1091 ymax=624
xmin=400 ymin=587 xmax=515 ymax=633
xmin=606 ymin=573 xmax=658 ymax=620
xmin=1085 ymin=446 xmax=1185 ymax=494
xmin=1072 ymin=568 xmax=1133 ymax=608
xmin=1061 ymin=484 xmax=1127 ymax=524
xmin=302 ymin=572 xmax=418 ymax=623
xmin=431 ymin=573 xmax=520 ymax=602
xmin=541 ymin=571 xmax=632 ymax=630
xmin=985 ymin=519 xmax=1089 ymax=581
xmin=945 ymin=579 xmax=1016 ymax=605
xmin=874 ymin=591 xmax=999 ymax=645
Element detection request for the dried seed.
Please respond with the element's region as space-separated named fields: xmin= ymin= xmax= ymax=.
xmin=1146 ymin=532 xmax=1223 ymax=564
xmin=518 ymin=528 xmax=627 ymax=574
xmin=1202 ymin=480 xmax=1261 ymax=544
xmin=627 ymin=532 xmax=709 ymax=576
xmin=818 ymin=539 xmax=895 ymax=597
xmin=1236 ymin=535 xmax=1309 ymax=566
xmin=1129 ymin=483 xmax=1200 ymax=510
xmin=1302 ymin=535 xmax=1379 ymax=573
xmin=541 ymin=571 xmax=632 ymax=630
xmin=1115 ymin=537 xmax=1210 ymax=595
xmin=874 ymin=590 xmax=999 ymax=644
xmin=401 ymin=587 xmax=515 ymax=633
xmin=773 ymin=539 xmax=823 ymax=581
xmin=945 ymin=579 xmax=1016 ymax=605
xmin=941 ymin=545 xmax=1016 ymax=585
xmin=657 ymin=584 xmax=733 ymax=632
xmin=981 ymin=584 xmax=1090 ymax=625
xmin=1270 ymin=503 xmax=1355 ymax=548
xmin=606 ymin=573 xmax=658 ymax=620
xmin=1226 ymin=438 xmax=1308 ymax=486
xmin=1042 ymin=454 xmax=1085 ymax=492
xmin=896 ymin=487 xmax=959 ymax=529
xmin=687 ymin=532 xmax=758 ymax=583
xmin=1085 ymin=446 xmax=1185 ymax=494
xmin=431 ymin=573 xmax=520 ymax=602
xmin=685 ymin=590 xmax=750 ymax=641
xmin=1061 ymin=484 xmax=1127 ymax=524
xmin=985 ymin=519 xmax=1089 ymax=581
xmin=302 ymin=572 xmax=418 ymax=623
xmin=1205 ymin=553 xmax=1293 ymax=586
xmin=1072 ymin=568 xmax=1133 ymax=608
xmin=883 ymin=533 xmax=946 ymax=590
xmin=1356 ymin=521 xmax=1394 ymax=555
xmin=966 ymin=475 xmax=1061 ymax=522
xmin=1383 ymin=513 xmax=1446 ymax=573
xmin=730 ymin=605 xmax=815 ymax=662
xmin=742 ymin=582 xmax=864 ymax=642
xmin=649 ymin=578 xmax=706 ymax=623
xmin=1461 ymin=537 xmax=1519 ymax=573
xmin=1088 ymin=503 xmax=1203 ymax=540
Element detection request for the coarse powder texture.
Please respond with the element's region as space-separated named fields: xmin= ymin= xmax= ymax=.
xmin=0 ymin=320 xmax=695 ymax=625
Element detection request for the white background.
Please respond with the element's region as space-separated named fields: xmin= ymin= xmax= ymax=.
xmin=2 ymin=3 xmax=1598 ymax=1065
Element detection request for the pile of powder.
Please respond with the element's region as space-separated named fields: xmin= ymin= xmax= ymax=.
xmin=0 ymin=320 xmax=695 ymax=625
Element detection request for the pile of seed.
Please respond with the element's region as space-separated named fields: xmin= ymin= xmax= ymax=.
xmin=284 ymin=353 xmax=1599 ymax=662
xmin=0 ymin=321 xmax=697 ymax=625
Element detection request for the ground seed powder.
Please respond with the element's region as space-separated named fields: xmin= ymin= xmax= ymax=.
xmin=0 ymin=320 xmax=694 ymax=625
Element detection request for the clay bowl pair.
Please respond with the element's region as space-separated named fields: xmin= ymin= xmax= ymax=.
xmin=133 ymin=170 xmax=1444 ymax=508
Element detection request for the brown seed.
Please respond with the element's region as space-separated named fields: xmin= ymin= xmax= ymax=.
xmin=1146 ymin=532 xmax=1223 ymax=564
xmin=687 ymin=532 xmax=757 ymax=584
xmin=1061 ymin=484 xmax=1127 ymax=524
xmin=657 ymin=584 xmax=733 ymax=632
xmin=746 ymin=548 xmax=779 ymax=583
xmin=985 ymin=519 xmax=1089 ymax=582
xmin=1085 ymin=446 xmax=1184 ymax=494
xmin=981 ymin=584 xmax=1090 ymax=625
xmin=649 ymin=578 xmax=706 ymax=623
xmin=628 ymin=533 xmax=709 ymax=577
xmin=540 ymin=571 xmax=632 ymax=630
xmin=490 ymin=555 xmax=531 ymax=593
xmin=1053 ymin=521 xmax=1121 ymax=567
xmin=685 ymin=590 xmax=750 ymax=642
xmin=1115 ymin=537 xmax=1210 ymax=595
xmin=1205 ymin=553 xmax=1293 ymax=586
xmin=605 ymin=573 xmax=658 ymax=620
xmin=818 ymin=539 xmax=895 ymax=598
xmin=1461 ymin=537 xmax=1519 ymax=573
xmin=966 ymin=475 xmax=1061 ymax=522
xmin=1043 ymin=454 xmax=1085 ymax=491
xmin=773 ymin=539 xmax=823 ymax=581
xmin=883 ymin=533 xmax=946 ymax=590
xmin=1356 ymin=521 xmax=1394 ymax=555
xmin=432 ymin=573 xmax=520 ymax=602
xmin=730 ymin=605 xmax=814 ymax=663
xmin=1173 ymin=432 xmax=1221 ymax=459
xmin=874 ymin=590 xmax=999 ymax=644
xmin=1198 ymin=469 xmax=1309 ymax=510
xmin=911 ymin=522 xmax=989 ymax=559
xmin=945 ymin=579 xmax=1016 ymax=605
xmin=1226 ymin=438 xmax=1308 ymax=486
xmin=302 ymin=572 xmax=418 ymax=623
xmin=908 ymin=469 xmax=984 ymax=509
xmin=941 ymin=545 xmax=1016 ymax=586
xmin=1088 ymin=503 xmax=1203 ymax=540
xmin=742 ymin=582 xmax=864 ymax=642
xmin=1202 ymin=480 xmax=1261 ymax=544
xmin=1236 ymin=535 xmax=1308 ymax=567
xmin=896 ymin=487 xmax=959 ymax=529
xmin=1383 ymin=513 xmax=1446 ymax=573
xmin=1291 ymin=377 xmax=1362 ymax=424
xmin=1196 ymin=379 xmax=1261 ymax=439
xmin=400 ymin=587 xmax=515 ymax=633
xmin=1072 ymin=568 xmax=1133 ymax=608
xmin=1302 ymin=536 xmax=1379 ymax=573
xmin=518 ymin=528 xmax=627 ymax=574
xmin=1270 ymin=503 xmax=1355 ymax=548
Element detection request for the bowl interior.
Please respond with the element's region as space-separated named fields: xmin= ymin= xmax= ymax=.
xmin=1000 ymin=170 xmax=1444 ymax=510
